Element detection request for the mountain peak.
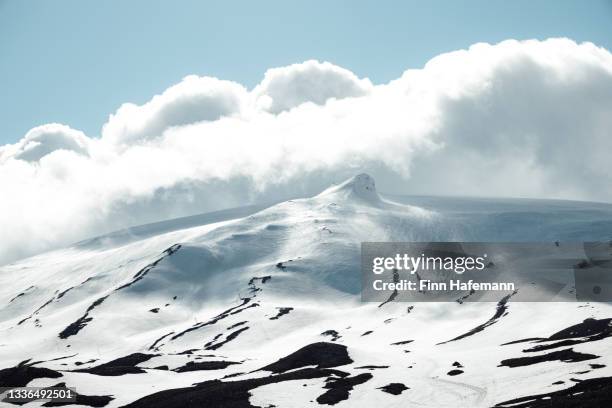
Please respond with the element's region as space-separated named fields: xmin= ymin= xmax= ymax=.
xmin=317 ymin=173 xmax=381 ymax=204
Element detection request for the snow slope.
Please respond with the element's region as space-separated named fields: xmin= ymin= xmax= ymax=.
xmin=1 ymin=174 xmax=612 ymax=407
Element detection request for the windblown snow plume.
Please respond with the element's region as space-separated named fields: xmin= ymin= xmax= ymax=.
xmin=2 ymin=38 xmax=612 ymax=264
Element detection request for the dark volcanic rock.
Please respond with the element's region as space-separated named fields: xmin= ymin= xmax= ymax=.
xmin=316 ymin=373 xmax=372 ymax=405
xmin=439 ymin=292 xmax=516 ymax=344
xmin=499 ymin=348 xmax=599 ymax=368
xmin=321 ymin=330 xmax=341 ymax=341
xmin=495 ymin=376 xmax=612 ymax=408
xmin=261 ymin=342 xmax=352 ymax=373
xmin=176 ymin=348 xmax=199 ymax=355
xmin=501 ymin=337 xmax=543 ymax=346
xmin=122 ymin=367 xmax=348 ymax=408
xmin=523 ymin=339 xmax=584 ymax=352
xmin=74 ymin=359 xmax=97 ymax=366
xmin=227 ymin=321 xmax=248 ymax=330
xmin=390 ymin=340 xmax=413 ymax=345
xmin=148 ymin=331 xmax=175 ymax=351
xmin=354 ymin=365 xmax=389 ymax=370
xmin=548 ymin=318 xmax=612 ymax=340
xmin=205 ymin=327 xmax=249 ymax=351
xmin=76 ymin=365 xmax=144 ymax=376
xmin=378 ymin=269 xmax=400 ymax=308
xmin=74 ymin=353 xmax=157 ymax=376
xmin=269 ymin=307 xmax=293 ymax=320
xmin=0 ymin=360 xmax=62 ymax=387
xmin=447 ymin=369 xmax=464 ymax=376
xmin=174 ymin=361 xmax=240 ymax=373
xmin=251 ymin=275 xmax=271 ymax=284
xmin=505 ymin=318 xmax=612 ymax=352
xmin=378 ymin=382 xmax=409 ymax=395
xmin=41 ymin=382 xmax=113 ymax=407
xmin=169 ymin=298 xmax=254 ymax=342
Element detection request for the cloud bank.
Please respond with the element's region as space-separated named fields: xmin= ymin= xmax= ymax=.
xmin=2 ymin=39 xmax=612 ymax=265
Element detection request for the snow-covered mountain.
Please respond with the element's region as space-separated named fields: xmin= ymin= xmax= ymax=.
xmin=1 ymin=174 xmax=612 ymax=407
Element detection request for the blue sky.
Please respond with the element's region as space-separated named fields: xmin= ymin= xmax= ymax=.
xmin=1 ymin=0 xmax=611 ymax=145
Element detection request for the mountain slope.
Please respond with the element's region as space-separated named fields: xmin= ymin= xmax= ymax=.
xmin=1 ymin=174 xmax=612 ymax=407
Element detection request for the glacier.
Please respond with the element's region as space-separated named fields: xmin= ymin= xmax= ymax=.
xmin=1 ymin=174 xmax=612 ymax=407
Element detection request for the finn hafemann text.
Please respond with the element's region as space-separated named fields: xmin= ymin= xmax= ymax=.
xmin=372 ymin=279 xmax=515 ymax=292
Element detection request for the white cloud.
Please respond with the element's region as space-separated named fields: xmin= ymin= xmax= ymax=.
xmin=101 ymin=75 xmax=248 ymax=146
xmin=253 ymin=60 xmax=373 ymax=113
xmin=1 ymin=39 xmax=612 ymax=265
xmin=0 ymin=123 xmax=90 ymax=163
